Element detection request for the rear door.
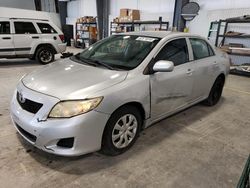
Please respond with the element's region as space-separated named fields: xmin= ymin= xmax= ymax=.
xmin=0 ymin=20 xmax=15 ymax=56
xmin=13 ymin=21 xmax=40 ymax=56
xmin=188 ymin=38 xmax=219 ymax=99
xmin=150 ymin=38 xmax=195 ymax=120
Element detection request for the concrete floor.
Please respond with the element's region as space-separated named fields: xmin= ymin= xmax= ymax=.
xmin=0 ymin=49 xmax=249 ymax=188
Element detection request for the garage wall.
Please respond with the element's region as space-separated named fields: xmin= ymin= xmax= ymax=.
xmin=110 ymin=0 xmax=175 ymax=25
xmin=188 ymin=0 xmax=250 ymax=37
xmin=0 ymin=0 xmax=58 ymax=12
xmin=66 ymin=0 xmax=97 ymax=25
xmin=0 ymin=0 xmax=35 ymax=10
xmin=66 ymin=0 xmax=175 ymax=27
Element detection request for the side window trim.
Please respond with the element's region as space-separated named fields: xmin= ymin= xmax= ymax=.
xmin=153 ymin=37 xmax=190 ymax=67
xmin=207 ymin=42 xmax=215 ymax=56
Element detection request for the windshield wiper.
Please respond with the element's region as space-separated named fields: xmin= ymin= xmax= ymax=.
xmin=81 ymin=58 xmax=115 ymax=70
xmin=72 ymin=54 xmax=98 ymax=67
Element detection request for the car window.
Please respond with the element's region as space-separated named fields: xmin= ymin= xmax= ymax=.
xmin=14 ymin=22 xmax=37 ymax=34
xmin=190 ymin=38 xmax=213 ymax=60
xmin=155 ymin=38 xmax=189 ymax=66
xmin=0 ymin=22 xmax=10 ymax=34
xmin=37 ymin=23 xmax=57 ymax=34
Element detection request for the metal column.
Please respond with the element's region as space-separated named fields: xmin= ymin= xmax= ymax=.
xmin=96 ymin=0 xmax=109 ymax=40
xmin=58 ymin=1 xmax=67 ymax=26
xmin=172 ymin=0 xmax=189 ymax=31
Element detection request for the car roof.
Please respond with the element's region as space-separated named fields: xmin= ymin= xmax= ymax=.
xmin=0 ymin=17 xmax=49 ymax=22
xmin=120 ymin=31 xmax=201 ymax=39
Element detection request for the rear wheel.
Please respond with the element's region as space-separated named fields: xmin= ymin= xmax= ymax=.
xmin=203 ymin=76 xmax=225 ymax=106
xmin=101 ymin=106 xmax=142 ymax=156
xmin=36 ymin=47 xmax=55 ymax=64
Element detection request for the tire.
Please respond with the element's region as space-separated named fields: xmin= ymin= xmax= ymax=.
xmin=203 ymin=76 xmax=225 ymax=106
xmin=35 ymin=47 xmax=55 ymax=64
xmin=101 ymin=105 xmax=142 ymax=156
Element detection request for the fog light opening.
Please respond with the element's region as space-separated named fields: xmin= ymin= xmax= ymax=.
xmin=57 ymin=137 xmax=74 ymax=148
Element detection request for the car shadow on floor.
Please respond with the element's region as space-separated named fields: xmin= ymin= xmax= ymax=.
xmin=0 ymin=59 xmax=40 ymax=67
xmin=17 ymin=97 xmax=226 ymax=176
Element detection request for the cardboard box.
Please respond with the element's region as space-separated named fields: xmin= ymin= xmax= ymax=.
xmin=129 ymin=9 xmax=140 ymax=21
xmin=120 ymin=9 xmax=129 ymax=17
xmin=120 ymin=9 xmax=140 ymax=21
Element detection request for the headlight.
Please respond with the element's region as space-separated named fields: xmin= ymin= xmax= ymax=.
xmin=49 ymin=97 xmax=103 ymax=118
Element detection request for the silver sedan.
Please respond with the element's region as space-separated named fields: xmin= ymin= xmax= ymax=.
xmin=10 ymin=31 xmax=230 ymax=156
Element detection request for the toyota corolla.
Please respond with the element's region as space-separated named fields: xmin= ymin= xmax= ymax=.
xmin=10 ymin=31 xmax=230 ymax=156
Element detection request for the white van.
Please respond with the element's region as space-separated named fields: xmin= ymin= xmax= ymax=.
xmin=0 ymin=17 xmax=66 ymax=64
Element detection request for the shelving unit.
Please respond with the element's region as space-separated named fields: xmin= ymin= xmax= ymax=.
xmin=215 ymin=19 xmax=250 ymax=76
xmin=215 ymin=19 xmax=250 ymax=47
xmin=76 ymin=22 xmax=98 ymax=48
xmin=110 ymin=20 xmax=169 ymax=35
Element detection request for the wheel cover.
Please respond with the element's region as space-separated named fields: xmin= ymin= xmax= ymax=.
xmin=40 ymin=50 xmax=52 ymax=63
xmin=112 ymin=114 xmax=138 ymax=149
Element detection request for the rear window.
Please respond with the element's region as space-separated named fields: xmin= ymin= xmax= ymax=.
xmin=37 ymin=23 xmax=57 ymax=34
xmin=14 ymin=22 xmax=37 ymax=34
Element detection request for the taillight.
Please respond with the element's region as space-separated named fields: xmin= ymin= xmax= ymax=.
xmin=59 ymin=34 xmax=64 ymax=42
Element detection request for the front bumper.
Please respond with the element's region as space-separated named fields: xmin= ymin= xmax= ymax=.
xmin=10 ymin=82 xmax=110 ymax=156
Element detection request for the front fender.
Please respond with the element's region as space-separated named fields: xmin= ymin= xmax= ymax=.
xmin=94 ymin=74 xmax=150 ymax=119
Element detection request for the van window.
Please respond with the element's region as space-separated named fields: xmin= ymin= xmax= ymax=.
xmin=14 ymin=22 xmax=37 ymax=34
xmin=0 ymin=22 xmax=10 ymax=34
xmin=37 ymin=23 xmax=57 ymax=34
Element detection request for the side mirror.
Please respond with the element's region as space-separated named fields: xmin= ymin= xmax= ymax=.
xmin=153 ymin=60 xmax=174 ymax=73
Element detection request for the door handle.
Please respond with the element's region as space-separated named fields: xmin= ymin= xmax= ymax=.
xmin=213 ymin=61 xmax=219 ymax=67
xmin=186 ymin=69 xmax=193 ymax=75
xmin=2 ymin=37 xmax=11 ymax=40
xmin=32 ymin=36 xmax=39 ymax=39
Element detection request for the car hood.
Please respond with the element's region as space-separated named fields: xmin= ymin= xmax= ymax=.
xmin=22 ymin=59 xmax=128 ymax=100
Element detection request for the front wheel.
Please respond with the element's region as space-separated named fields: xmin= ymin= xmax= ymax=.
xmin=203 ymin=76 xmax=225 ymax=106
xmin=101 ymin=106 xmax=142 ymax=156
xmin=36 ymin=47 xmax=55 ymax=64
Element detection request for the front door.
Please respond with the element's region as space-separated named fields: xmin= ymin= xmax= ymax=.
xmin=13 ymin=21 xmax=40 ymax=56
xmin=150 ymin=38 xmax=194 ymax=120
xmin=0 ymin=21 xmax=15 ymax=56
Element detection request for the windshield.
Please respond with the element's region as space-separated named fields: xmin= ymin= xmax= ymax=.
xmin=73 ymin=35 xmax=160 ymax=70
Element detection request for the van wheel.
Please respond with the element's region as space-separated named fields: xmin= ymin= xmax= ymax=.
xmin=203 ymin=76 xmax=225 ymax=106
xmin=36 ymin=47 xmax=55 ymax=64
xmin=101 ymin=106 xmax=142 ymax=156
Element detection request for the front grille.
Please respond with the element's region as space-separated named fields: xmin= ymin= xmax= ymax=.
xmin=16 ymin=123 xmax=37 ymax=143
xmin=16 ymin=92 xmax=43 ymax=114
